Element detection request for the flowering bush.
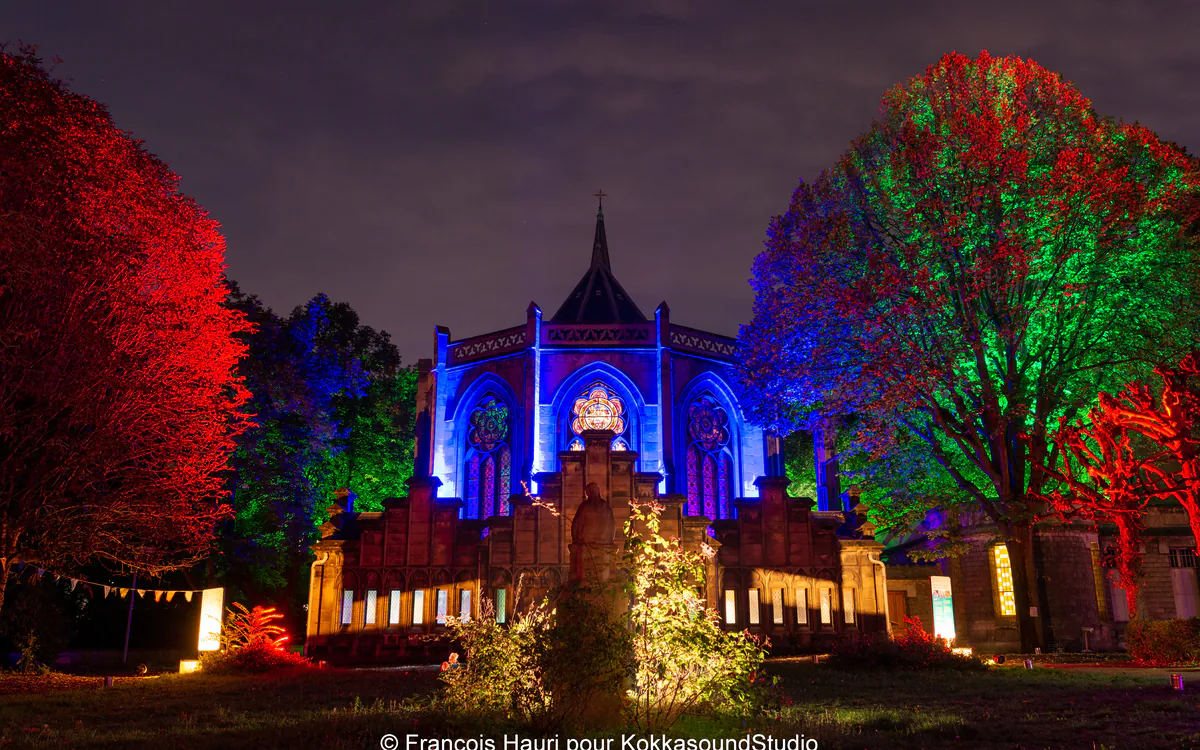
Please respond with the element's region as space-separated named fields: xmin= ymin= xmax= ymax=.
xmin=198 ymin=603 xmax=310 ymax=674
xmin=826 ymin=617 xmax=983 ymax=670
xmin=1127 ymin=618 xmax=1200 ymax=666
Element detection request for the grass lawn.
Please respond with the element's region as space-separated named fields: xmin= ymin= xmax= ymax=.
xmin=1 ymin=661 xmax=1198 ymax=749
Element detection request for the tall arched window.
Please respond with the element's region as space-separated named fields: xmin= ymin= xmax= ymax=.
xmin=684 ymin=394 xmax=734 ymax=519
xmin=570 ymin=384 xmax=629 ymax=451
xmin=464 ymin=396 xmax=511 ymax=519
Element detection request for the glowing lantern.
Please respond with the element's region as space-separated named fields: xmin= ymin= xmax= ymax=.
xmin=178 ymin=660 xmax=201 ymax=674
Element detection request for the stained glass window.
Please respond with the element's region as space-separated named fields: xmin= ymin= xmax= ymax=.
xmin=571 ymin=386 xmax=626 ymax=435
xmin=482 ymin=455 xmax=495 ymax=518
xmin=684 ymin=394 xmax=734 ymax=519
xmin=498 ymin=447 xmax=511 ymax=515
xmin=612 ymin=436 xmax=629 ymax=452
xmin=465 ymin=395 xmax=511 ymax=519
xmin=569 ymin=437 xmax=585 ymax=451
xmin=685 ymin=446 xmax=701 ymax=515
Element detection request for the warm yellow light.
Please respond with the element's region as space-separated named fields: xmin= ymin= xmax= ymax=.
xmin=198 ymin=587 xmax=224 ymax=651
xmin=178 ymin=660 xmax=201 ymax=674
xmin=951 ymin=647 xmax=974 ymax=657
xmin=992 ymin=545 xmax=1017 ymax=617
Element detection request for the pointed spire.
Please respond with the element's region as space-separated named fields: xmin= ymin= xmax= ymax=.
xmin=590 ymin=201 xmax=611 ymax=270
xmin=551 ymin=195 xmax=647 ymax=324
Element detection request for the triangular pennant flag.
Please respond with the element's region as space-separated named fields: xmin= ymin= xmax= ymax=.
xmin=119 ymin=588 xmax=129 ymax=598
xmin=103 ymin=585 xmax=111 ymax=598
xmin=154 ymin=591 xmax=163 ymax=602
xmin=137 ymin=589 xmax=146 ymax=598
xmin=185 ymin=591 xmax=193 ymax=603
xmin=166 ymin=591 xmax=176 ymax=602
xmin=69 ymin=579 xmax=78 ymax=592
xmin=35 ymin=568 xmax=45 ymax=579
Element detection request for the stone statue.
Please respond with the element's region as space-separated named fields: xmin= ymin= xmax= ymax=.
xmin=571 ymin=481 xmax=615 ymax=546
xmin=569 ymin=482 xmax=617 ymax=585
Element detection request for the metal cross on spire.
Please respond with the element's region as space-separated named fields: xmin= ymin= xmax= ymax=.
xmin=594 ymin=189 xmax=607 ymax=211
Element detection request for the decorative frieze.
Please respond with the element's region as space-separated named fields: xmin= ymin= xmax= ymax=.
xmin=542 ymin=323 xmax=654 ymax=346
xmin=448 ymin=327 xmax=527 ymax=364
xmin=668 ymin=326 xmax=737 ymax=360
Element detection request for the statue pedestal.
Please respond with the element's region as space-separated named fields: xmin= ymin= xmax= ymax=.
xmin=568 ymin=541 xmax=620 ymax=587
xmin=557 ymin=482 xmax=627 ymax=727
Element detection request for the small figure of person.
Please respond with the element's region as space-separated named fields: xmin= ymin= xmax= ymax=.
xmin=440 ymin=652 xmax=460 ymax=671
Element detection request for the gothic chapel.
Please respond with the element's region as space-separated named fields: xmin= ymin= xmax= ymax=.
xmin=305 ymin=202 xmax=889 ymax=662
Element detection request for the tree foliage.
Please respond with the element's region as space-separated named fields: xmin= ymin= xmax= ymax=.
xmin=739 ymin=51 xmax=1200 ymax=649
xmin=222 ymin=289 xmax=416 ymax=607
xmin=0 ymin=49 xmax=250 ymax=613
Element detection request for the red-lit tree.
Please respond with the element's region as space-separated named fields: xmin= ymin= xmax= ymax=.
xmin=1035 ymin=404 xmax=1176 ymax=618
xmin=1102 ymin=355 xmax=1200 ymax=556
xmin=0 ymin=49 xmax=251 ymax=612
xmin=739 ymin=51 xmax=1200 ymax=650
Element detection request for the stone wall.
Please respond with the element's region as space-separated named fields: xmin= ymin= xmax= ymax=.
xmin=306 ymin=439 xmax=888 ymax=663
xmin=885 ymin=565 xmax=937 ymax=635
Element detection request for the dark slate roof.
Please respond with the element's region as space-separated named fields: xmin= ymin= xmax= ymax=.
xmin=550 ymin=209 xmax=648 ymax=324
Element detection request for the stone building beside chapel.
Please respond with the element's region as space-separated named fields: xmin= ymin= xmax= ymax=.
xmin=304 ymin=205 xmax=889 ymax=662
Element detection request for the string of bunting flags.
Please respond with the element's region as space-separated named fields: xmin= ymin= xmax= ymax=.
xmin=9 ymin=561 xmax=205 ymax=603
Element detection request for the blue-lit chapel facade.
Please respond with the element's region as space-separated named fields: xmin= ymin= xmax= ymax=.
xmin=424 ymin=206 xmax=770 ymax=519
xmin=305 ymin=206 xmax=889 ymax=662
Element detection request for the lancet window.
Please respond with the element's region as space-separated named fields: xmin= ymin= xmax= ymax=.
xmin=464 ymin=395 xmax=511 ymax=518
xmin=684 ymin=394 xmax=734 ymax=519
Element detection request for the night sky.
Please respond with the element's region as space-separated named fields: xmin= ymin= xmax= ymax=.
xmin=10 ymin=2 xmax=1199 ymax=362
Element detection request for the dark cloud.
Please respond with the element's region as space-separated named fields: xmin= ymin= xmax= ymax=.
xmin=10 ymin=1 xmax=1199 ymax=360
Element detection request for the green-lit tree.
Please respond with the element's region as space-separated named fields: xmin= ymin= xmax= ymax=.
xmin=740 ymin=51 xmax=1200 ymax=650
xmin=222 ymin=288 xmax=416 ymax=613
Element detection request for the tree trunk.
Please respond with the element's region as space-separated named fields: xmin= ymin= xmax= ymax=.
xmin=1004 ymin=523 xmax=1044 ymax=653
xmin=1113 ymin=515 xmax=1141 ymax=620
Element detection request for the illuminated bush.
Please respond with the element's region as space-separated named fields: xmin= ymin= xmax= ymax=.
xmin=198 ymin=603 xmax=310 ymax=674
xmin=442 ymin=499 xmax=766 ymax=731
xmin=1127 ymin=618 xmax=1200 ymax=666
xmin=441 ymin=590 xmax=631 ymax=731
xmin=826 ymin=617 xmax=983 ymax=670
xmin=623 ymin=498 xmax=768 ymax=731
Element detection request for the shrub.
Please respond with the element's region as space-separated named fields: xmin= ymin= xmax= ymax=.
xmin=198 ymin=603 xmax=310 ymax=674
xmin=624 ymin=498 xmax=768 ymax=731
xmin=442 ymin=589 xmax=632 ymax=732
xmin=1126 ymin=618 xmax=1200 ymax=666
xmin=442 ymin=497 xmax=768 ymax=733
xmin=826 ymin=617 xmax=984 ymax=670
